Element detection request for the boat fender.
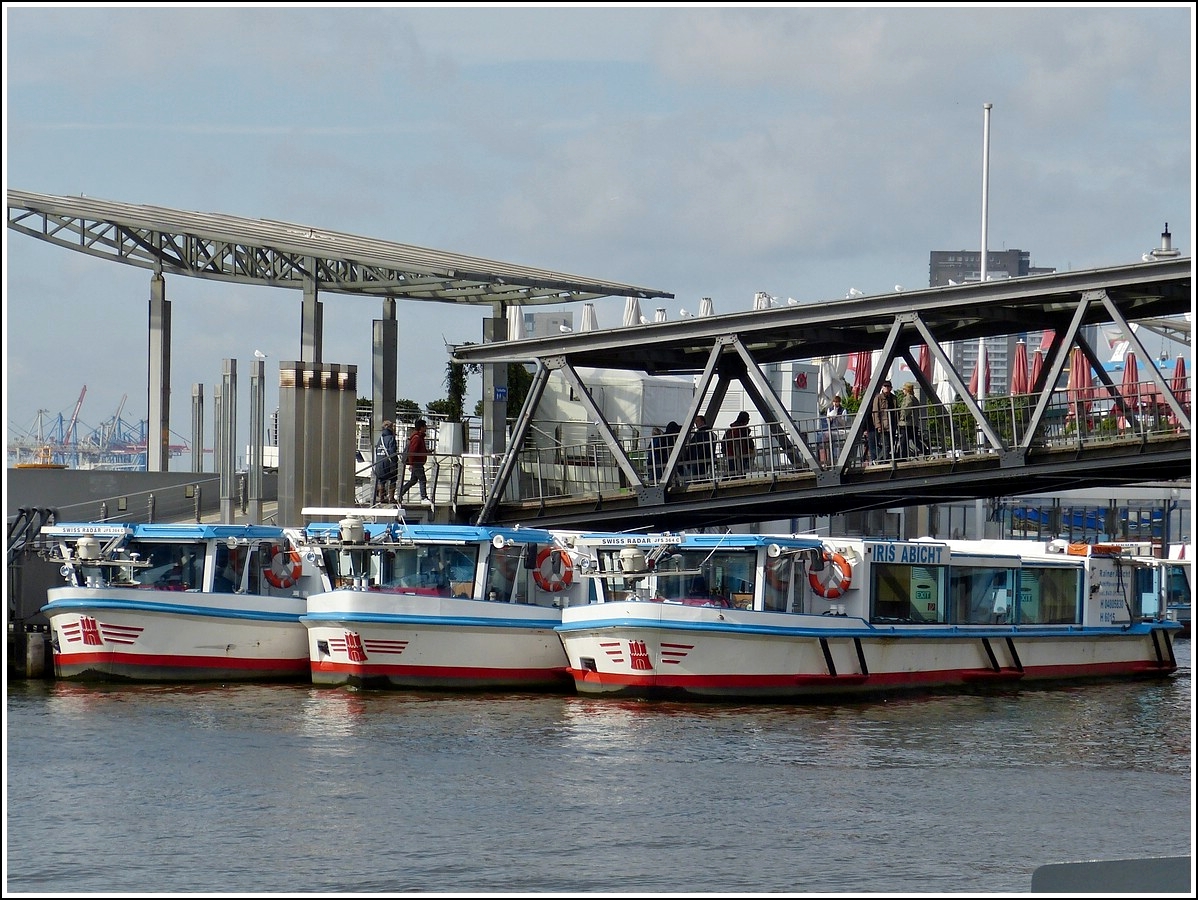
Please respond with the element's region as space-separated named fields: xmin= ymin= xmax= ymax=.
xmin=533 ymin=547 xmax=573 ymax=592
xmin=809 ymin=549 xmax=853 ymax=599
xmin=265 ymin=548 xmax=303 ymax=589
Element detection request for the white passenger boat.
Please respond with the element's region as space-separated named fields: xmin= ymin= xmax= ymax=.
xmin=554 ymin=533 xmax=1181 ymax=701
xmin=40 ymin=522 xmax=330 ymax=682
xmin=300 ymin=511 xmax=586 ymax=691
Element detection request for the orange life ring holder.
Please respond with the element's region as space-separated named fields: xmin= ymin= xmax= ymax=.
xmin=265 ymin=548 xmax=303 ymax=589
xmin=808 ymin=550 xmax=853 ymax=599
xmin=533 ymin=547 xmax=573 ymax=592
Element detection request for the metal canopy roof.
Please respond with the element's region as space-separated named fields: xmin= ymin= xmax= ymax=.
xmin=451 ymin=258 xmax=1191 ymax=373
xmin=6 ymin=189 xmax=673 ymax=307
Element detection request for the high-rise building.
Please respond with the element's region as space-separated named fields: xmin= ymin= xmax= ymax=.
xmin=928 ymin=249 xmax=1056 ymax=287
xmin=514 ymin=310 xmax=574 ymax=339
xmin=928 ymin=249 xmax=1058 ymax=394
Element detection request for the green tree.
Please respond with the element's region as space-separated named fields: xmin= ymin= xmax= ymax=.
xmin=442 ymin=357 xmax=476 ymax=422
xmin=395 ymin=398 xmax=422 ymax=421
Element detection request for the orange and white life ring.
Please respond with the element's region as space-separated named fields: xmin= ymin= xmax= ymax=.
xmin=265 ymin=548 xmax=303 ymax=589
xmin=533 ymin=547 xmax=573 ymax=592
xmin=808 ymin=550 xmax=853 ymax=599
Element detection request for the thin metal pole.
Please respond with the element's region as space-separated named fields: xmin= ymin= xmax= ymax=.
xmin=980 ymin=103 xmax=992 ymax=283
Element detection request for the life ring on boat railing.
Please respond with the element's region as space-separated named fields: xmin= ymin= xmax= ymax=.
xmin=808 ymin=549 xmax=853 ymax=599
xmin=265 ymin=548 xmax=303 ymax=589
xmin=533 ymin=547 xmax=573 ymax=592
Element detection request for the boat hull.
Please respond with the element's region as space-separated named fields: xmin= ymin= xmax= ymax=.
xmin=43 ymin=587 xmax=310 ymax=682
xmin=303 ymin=591 xmax=572 ymax=691
xmin=557 ymin=603 xmax=1179 ymax=701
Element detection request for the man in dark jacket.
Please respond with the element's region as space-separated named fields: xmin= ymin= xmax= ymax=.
xmin=374 ymin=420 xmax=400 ymax=503
xmin=871 ymin=381 xmax=897 ymax=462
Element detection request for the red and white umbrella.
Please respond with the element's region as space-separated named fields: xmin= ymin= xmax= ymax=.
xmin=1010 ymin=340 xmax=1029 ymax=395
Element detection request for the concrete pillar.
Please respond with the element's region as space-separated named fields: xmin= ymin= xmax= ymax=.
xmin=148 ymin=273 xmax=171 ymax=471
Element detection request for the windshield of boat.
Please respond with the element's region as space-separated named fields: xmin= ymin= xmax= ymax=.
xmin=324 ymin=544 xmax=478 ymax=597
xmin=596 ymin=547 xmax=757 ymax=607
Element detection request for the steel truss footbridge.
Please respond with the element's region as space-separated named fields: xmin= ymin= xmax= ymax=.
xmin=452 ymin=260 xmax=1191 ymax=530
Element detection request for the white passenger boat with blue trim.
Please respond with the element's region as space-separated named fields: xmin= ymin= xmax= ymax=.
xmin=300 ymin=511 xmax=586 ymax=690
xmin=40 ymin=522 xmax=330 ymax=682
xmin=554 ymin=533 xmax=1181 ymax=701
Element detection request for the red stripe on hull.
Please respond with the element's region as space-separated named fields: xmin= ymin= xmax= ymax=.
xmin=54 ymin=651 xmax=309 ymax=682
xmin=310 ymin=659 xmax=572 ymax=691
xmin=567 ymin=657 xmax=1175 ymax=699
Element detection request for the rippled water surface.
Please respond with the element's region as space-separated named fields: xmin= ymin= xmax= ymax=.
xmin=5 ymin=641 xmax=1192 ymax=894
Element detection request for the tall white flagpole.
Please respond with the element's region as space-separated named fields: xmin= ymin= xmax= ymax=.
xmin=980 ymin=102 xmax=992 ymax=282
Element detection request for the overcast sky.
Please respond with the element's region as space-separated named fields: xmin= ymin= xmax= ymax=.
xmin=4 ymin=4 xmax=1193 ymax=461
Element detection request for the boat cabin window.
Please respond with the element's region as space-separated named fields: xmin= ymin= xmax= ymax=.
xmin=763 ymin=555 xmax=793 ymax=612
xmin=1131 ymin=564 xmax=1159 ymax=617
xmin=486 ymin=544 xmax=529 ymax=603
xmin=323 ymin=545 xmax=479 ymax=597
xmin=213 ymin=542 xmax=252 ymax=593
xmin=1016 ymin=565 xmax=1081 ymax=624
xmin=870 ymin=562 xmax=948 ymax=623
xmin=590 ymin=547 xmax=755 ymax=607
xmin=650 ymin=549 xmax=755 ymax=607
xmin=950 ymin=564 xmax=1017 ymax=625
xmin=122 ymin=541 xmax=202 ymax=591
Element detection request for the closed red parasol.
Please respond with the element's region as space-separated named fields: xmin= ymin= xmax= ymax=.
xmin=917 ymin=344 xmax=932 ymax=385
xmin=1117 ymin=351 xmax=1139 ymax=430
xmin=968 ymin=338 xmax=990 ymax=399
xmin=1066 ymin=348 xmax=1093 ymax=422
xmin=850 ymin=350 xmax=872 ymax=399
xmin=1169 ymin=355 xmax=1188 ymax=426
xmin=1028 ymin=349 xmax=1045 ymax=391
xmin=1010 ymin=340 xmax=1029 ymax=395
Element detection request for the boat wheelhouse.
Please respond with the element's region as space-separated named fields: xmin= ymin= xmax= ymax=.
xmin=554 ymin=532 xmax=1180 ymax=701
xmin=299 ymin=511 xmax=587 ymax=691
xmin=40 ymin=522 xmax=329 ymax=682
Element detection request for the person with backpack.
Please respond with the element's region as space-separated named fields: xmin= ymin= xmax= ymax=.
xmin=373 ymin=420 xmax=400 ymax=504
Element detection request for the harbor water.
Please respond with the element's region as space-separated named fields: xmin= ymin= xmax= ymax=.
xmin=5 ymin=641 xmax=1192 ymax=895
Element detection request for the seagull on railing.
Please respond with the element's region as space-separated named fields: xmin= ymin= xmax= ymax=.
xmin=787 ymin=297 xmax=799 ymax=306
xmin=254 ymin=349 xmax=267 ymax=360
xmin=894 ymin=284 xmax=904 ymax=293
xmin=679 ymin=308 xmax=692 ymax=318
xmin=846 ymin=287 xmax=864 ymax=298
xmin=559 ymin=324 xmax=573 ymax=333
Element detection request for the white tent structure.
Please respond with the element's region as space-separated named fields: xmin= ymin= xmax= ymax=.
xmin=622 ymin=296 xmax=644 ymax=327
xmin=579 ymin=302 xmax=599 ymax=332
